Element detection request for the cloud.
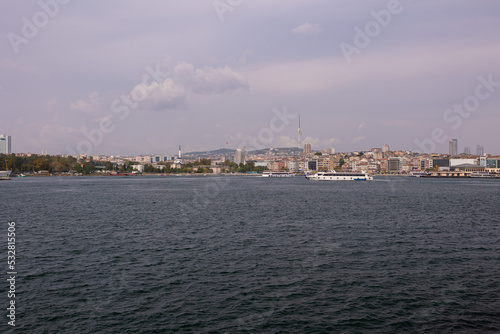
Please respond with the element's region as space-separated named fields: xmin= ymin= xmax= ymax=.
xmin=70 ymin=92 xmax=100 ymax=114
xmin=133 ymin=78 xmax=186 ymax=111
xmin=302 ymin=136 xmax=341 ymax=149
xmin=352 ymin=136 xmax=366 ymax=143
xmin=173 ymin=61 xmax=249 ymax=95
xmin=292 ymin=23 xmax=322 ymax=36
xmin=357 ymin=122 xmax=366 ymax=132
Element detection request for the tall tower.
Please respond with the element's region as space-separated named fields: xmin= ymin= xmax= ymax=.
xmin=297 ymin=115 xmax=302 ymax=149
xmin=178 ymin=145 xmax=181 ymax=159
xmin=449 ymin=139 xmax=458 ymax=156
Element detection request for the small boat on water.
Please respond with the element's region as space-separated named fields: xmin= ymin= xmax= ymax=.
xmin=305 ymin=171 xmax=373 ymax=181
xmin=262 ymin=171 xmax=294 ymax=177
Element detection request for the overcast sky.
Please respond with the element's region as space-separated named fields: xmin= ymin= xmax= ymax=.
xmin=1 ymin=0 xmax=499 ymax=156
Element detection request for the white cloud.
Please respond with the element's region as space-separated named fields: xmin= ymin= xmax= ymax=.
xmin=134 ymin=78 xmax=186 ymax=111
xmin=302 ymin=136 xmax=341 ymax=149
xmin=352 ymin=136 xmax=366 ymax=143
xmin=292 ymin=23 xmax=322 ymax=36
xmin=357 ymin=122 xmax=366 ymax=132
xmin=70 ymin=92 xmax=100 ymax=114
xmin=173 ymin=61 xmax=249 ymax=95
xmin=274 ymin=135 xmax=299 ymax=148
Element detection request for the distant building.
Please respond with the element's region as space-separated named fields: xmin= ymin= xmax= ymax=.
xmin=307 ymin=160 xmax=317 ymax=171
xmin=234 ymin=148 xmax=245 ymax=165
xmin=449 ymin=139 xmax=458 ymax=156
xmin=463 ymin=147 xmax=471 ymax=154
xmin=326 ymin=148 xmax=335 ymax=155
xmin=382 ymin=144 xmax=390 ymax=153
xmin=380 ymin=158 xmax=388 ymax=173
xmin=269 ymin=160 xmax=286 ymax=171
xmin=486 ymin=157 xmax=500 ymax=168
xmin=433 ymin=159 xmax=450 ymax=168
xmin=387 ymin=157 xmax=401 ymax=173
xmin=450 ymin=158 xmax=477 ymax=167
xmin=0 ymin=134 xmax=11 ymax=154
xmin=476 ymin=145 xmax=484 ymax=156
xmin=303 ymin=143 xmax=312 ymax=154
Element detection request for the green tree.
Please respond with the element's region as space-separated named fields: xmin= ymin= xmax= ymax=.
xmin=73 ymin=163 xmax=84 ymax=174
xmin=245 ymin=160 xmax=255 ymax=171
xmin=82 ymin=162 xmax=96 ymax=175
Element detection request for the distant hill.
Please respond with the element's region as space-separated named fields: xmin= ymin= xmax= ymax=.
xmin=181 ymin=147 xmax=303 ymax=159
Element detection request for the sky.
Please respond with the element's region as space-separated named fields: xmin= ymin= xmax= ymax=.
xmin=1 ymin=0 xmax=499 ymax=156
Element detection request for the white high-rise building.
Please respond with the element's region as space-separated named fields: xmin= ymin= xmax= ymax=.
xmin=382 ymin=144 xmax=390 ymax=153
xmin=234 ymin=148 xmax=246 ymax=165
xmin=0 ymin=134 xmax=11 ymax=154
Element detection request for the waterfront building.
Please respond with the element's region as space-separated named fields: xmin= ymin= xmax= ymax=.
xmin=269 ymin=160 xmax=286 ymax=171
xmin=486 ymin=157 xmax=500 ymax=168
xmin=387 ymin=157 xmax=401 ymax=173
xmin=449 ymin=139 xmax=458 ymax=156
xmin=420 ymin=158 xmax=433 ymax=170
xmin=433 ymin=159 xmax=450 ymax=168
xmin=306 ymin=160 xmax=317 ymax=171
xmin=380 ymin=159 xmax=388 ymax=173
xmin=450 ymin=158 xmax=477 ymax=167
xmin=317 ymin=158 xmax=333 ymax=171
xmin=0 ymin=134 xmax=12 ymax=154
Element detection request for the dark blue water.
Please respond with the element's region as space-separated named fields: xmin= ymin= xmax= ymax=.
xmin=1 ymin=176 xmax=499 ymax=333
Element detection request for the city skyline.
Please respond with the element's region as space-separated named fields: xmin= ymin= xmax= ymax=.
xmin=1 ymin=1 xmax=500 ymax=156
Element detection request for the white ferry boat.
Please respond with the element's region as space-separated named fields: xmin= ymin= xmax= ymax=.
xmin=305 ymin=171 xmax=373 ymax=181
xmin=262 ymin=171 xmax=294 ymax=177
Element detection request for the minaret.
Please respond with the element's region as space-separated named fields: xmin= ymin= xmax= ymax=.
xmin=297 ymin=114 xmax=302 ymax=149
xmin=178 ymin=145 xmax=181 ymax=159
